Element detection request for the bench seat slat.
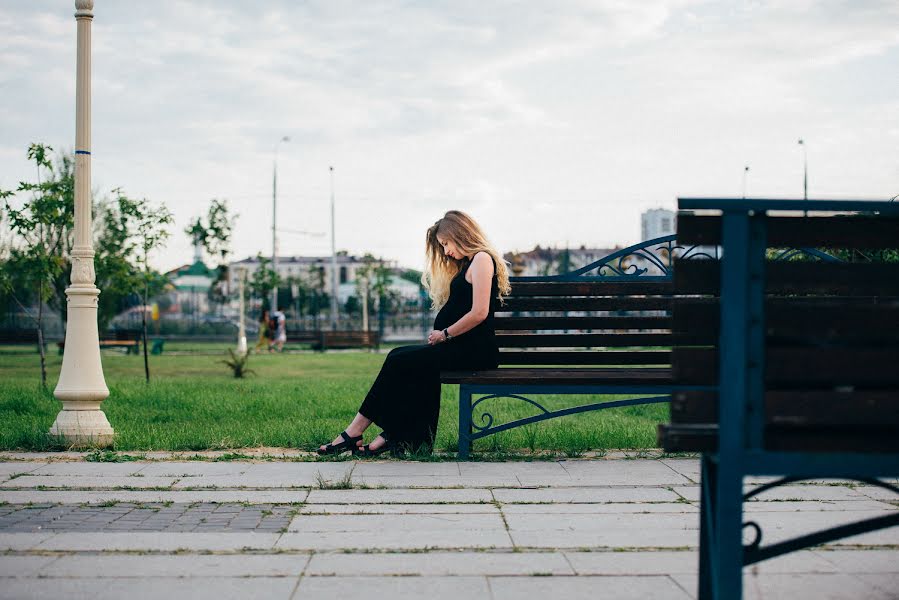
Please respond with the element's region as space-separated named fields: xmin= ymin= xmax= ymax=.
xmin=499 ymin=350 xmax=671 ymax=366
xmin=509 ymin=281 xmax=674 ymax=296
xmin=677 ymin=214 xmax=899 ymax=248
xmin=441 ymin=367 xmax=673 ymax=385
xmin=671 ymin=390 xmax=899 ymax=426
xmin=495 ymin=316 xmax=670 ymax=330
xmin=673 ymin=347 xmax=899 ymax=386
xmin=675 ymin=260 xmax=899 ymax=295
xmin=500 ymin=297 xmax=673 ymax=311
xmin=659 ymin=424 xmax=899 ymax=453
xmin=497 ymin=333 xmax=672 ymax=348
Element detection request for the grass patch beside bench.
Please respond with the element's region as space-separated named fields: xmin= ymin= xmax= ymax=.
xmin=0 ymin=346 xmax=667 ymax=454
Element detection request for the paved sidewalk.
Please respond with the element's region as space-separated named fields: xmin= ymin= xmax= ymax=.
xmin=0 ymin=456 xmax=897 ymax=599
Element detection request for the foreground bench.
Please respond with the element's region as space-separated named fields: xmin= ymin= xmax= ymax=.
xmin=658 ymin=198 xmax=899 ymax=599
xmin=442 ymin=235 xmax=714 ymax=459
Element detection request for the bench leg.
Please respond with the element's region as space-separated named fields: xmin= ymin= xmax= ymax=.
xmin=698 ymin=455 xmax=717 ymax=600
xmin=458 ymin=386 xmax=473 ymax=460
xmin=712 ymin=465 xmax=744 ymax=600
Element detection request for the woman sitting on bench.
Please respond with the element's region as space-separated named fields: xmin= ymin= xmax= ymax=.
xmin=317 ymin=210 xmax=511 ymax=456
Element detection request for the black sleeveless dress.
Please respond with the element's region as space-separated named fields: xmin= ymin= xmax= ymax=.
xmin=358 ymin=255 xmax=500 ymax=451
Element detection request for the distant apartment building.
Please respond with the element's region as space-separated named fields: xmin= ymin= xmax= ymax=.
xmin=503 ymin=245 xmax=622 ymax=277
xmin=641 ymin=208 xmax=676 ymax=241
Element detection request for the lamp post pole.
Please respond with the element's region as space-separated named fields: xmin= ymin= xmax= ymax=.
xmin=237 ymin=267 xmax=247 ymax=355
xmin=272 ymin=136 xmax=289 ymax=312
xmin=51 ymin=0 xmax=114 ymax=446
xmin=798 ymin=138 xmax=807 ymax=201
xmin=742 ymin=165 xmax=749 ymax=200
xmin=329 ymin=166 xmax=339 ymax=330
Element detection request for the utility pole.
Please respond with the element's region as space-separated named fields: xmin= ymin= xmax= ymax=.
xmin=329 ymin=166 xmax=339 ymax=330
xmin=272 ymin=135 xmax=289 ymax=311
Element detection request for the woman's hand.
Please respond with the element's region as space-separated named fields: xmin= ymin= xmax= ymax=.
xmin=427 ymin=329 xmax=446 ymax=345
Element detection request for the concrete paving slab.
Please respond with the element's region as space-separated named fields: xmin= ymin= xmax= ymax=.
xmin=511 ymin=527 xmax=697 ymax=550
xmin=813 ymin=549 xmax=899 ymax=573
xmin=241 ymin=462 xmax=355 ymax=478
xmin=742 ymin=500 xmax=898 ymax=512
xmin=672 ymin=572 xmax=894 ymax=600
xmin=564 ymin=550 xmax=697 ymax=575
xmin=287 ymin=512 xmax=505 ymax=533
xmin=34 ymin=532 xmax=280 ymax=552
xmin=492 ymin=486 xmax=681 ymax=503
xmin=658 ymin=459 xmax=701 ymax=483
xmin=352 ymin=462 xmax=461 ymax=476
xmin=276 ymin=528 xmax=513 ymax=551
xmin=170 ymin=475 xmax=315 ymax=489
xmin=353 ymin=475 xmax=522 ymax=487
xmin=305 ymin=488 xmax=492 ymax=504
xmin=306 ymin=551 xmax=574 ymax=576
xmin=744 ymin=509 xmax=899 ymax=547
xmin=1 ymin=476 xmax=178 ymax=489
xmin=559 ymin=460 xmax=694 ymax=486
xmin=0 ymin=555 xmax=61 ymax=577
xmin=458 ymin=462 xmax=568 ymax=476
xmin=29 ymin=463 xmax=148 ymax=476
xmin=0 ymin=576 xmax=300 ymax=600
xmin=38 ymin=554 xmax=309 ymax=577
xmin=489 ymin=575 xmax=693 ymax=599
xmin=505 ymin=512 xmax=696 ymax=534
xmin=0 ymin=533 xmax=56 ymax=551
xmin=296 ymin=575 xmax=490 ymax=600
xmin=299 ymin=503 xmax=500 ymax=514
xmin=857 ymin=486 xmax=899 ymax=501
xmin=854 ymin=573 xmax=899 ymax=598
xmin=0 ymin=490 xmax=309 ymax=504
xmin=674 ymin=484 xmax=869 ymax=502
xmin=0 ymin=464 xmax=44 ymax=477
xmin=135 ymin=462 xmax=251 ymax=477
xmin=501 ymin=502 xmax=697 ymax=514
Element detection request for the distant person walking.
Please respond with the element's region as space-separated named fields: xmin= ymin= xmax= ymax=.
xmin=318 ymin=210 xmax=511 ymax=456
xmin=254 ymin=309 xmax=271 ymax=353
xmin=270 ymin=309 xmax=287 ymax=352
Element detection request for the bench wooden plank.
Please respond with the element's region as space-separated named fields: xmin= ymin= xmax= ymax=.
xmin=509 ymin=281 xmax=674 ymax=296
xmin=499 ymin=350 xmax=671 ymax=366
xmin=671 ymin=390 xmax=899 ymax=426
xmin=677 ymin=213 xmax=899 ymax=248
xmin=673 ymin=347 xmax=899 ymax=386
xmin=659 ymin=424 xmax=899 ymax=453
xmin=496 ymin=333 xmax=673 ymax=348
xmin=441 ymin=367 xmax=673 ymax=385
xmin=675 ymin=259 xmax=899 ymax=295
xmin=495 ymin=316 xmax=670 ymax=330
xmin=500 ymin=297 xmax=673 ymax=311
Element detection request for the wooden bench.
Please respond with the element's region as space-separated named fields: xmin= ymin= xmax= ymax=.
xmin=57 ymin=330 xmax=141 ymax=355
xmin=658 ymin=198 xmax=899 ymax=599
xmin=287 ymin=330 xmax=381 ymax=351
xmin=441 ymin=235 xmax=715 ymax=459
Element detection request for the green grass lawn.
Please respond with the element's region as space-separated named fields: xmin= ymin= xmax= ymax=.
xmin=0 ymin=344 xmax=669 ymax=456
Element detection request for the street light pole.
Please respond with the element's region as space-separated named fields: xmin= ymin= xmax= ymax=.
xmin=236 ymin=267 xmax=247 ymax=355
xmin=742 ymin=165 xmax=750 ymax=200
xmin=272 ymin=135 xmax=289 ymax=312
xmin=329 ymin=166 xmax=339 ymax=330
xmin=798 ymin=138 xmax=807 ymax=201
xmin=51 ymin=0 xmax=114 ymax=447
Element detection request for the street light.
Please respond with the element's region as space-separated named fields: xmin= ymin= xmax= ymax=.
xmin=272 ymin=135 xmax=290 ymax=312
xmin=742 ymin=165 xmax=750 ymax=200
xmin=51 ymin=0 xmax=114 ymax=446
xmin=798 ymin=138 xmax=807 ymax=201
xmin=329 ymin=166 xmax=339 ymax=330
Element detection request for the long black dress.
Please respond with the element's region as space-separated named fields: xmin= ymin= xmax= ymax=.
xmin=358 ymin=255 xmax=499 ymax=451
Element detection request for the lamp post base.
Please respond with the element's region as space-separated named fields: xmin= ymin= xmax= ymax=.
xmin=49 ymin=401 xmax=115 ymax=448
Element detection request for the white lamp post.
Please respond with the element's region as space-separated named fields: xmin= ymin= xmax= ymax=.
xmin=51 ymin=0 xmax=114 ymax=447
xmin=236 ymin=267 xmax=247 ymax=355
xmin=329 ymin=166 xmax=338 ymax=330
xmin=272 ymin=135 xmax=289 ymax=312
xmin=798 ymin=138 xmax=808 ymax=201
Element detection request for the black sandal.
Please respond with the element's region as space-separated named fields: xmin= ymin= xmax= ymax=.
xmin=355 ymin=432 xmax=393 ymax=458
xmin=317 ymin=430 xmax=363 ymax=456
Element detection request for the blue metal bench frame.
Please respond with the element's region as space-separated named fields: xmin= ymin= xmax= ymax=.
xmin=453 ymin=234 xmax=715 ymax=459
xmin=677 ymin=197 xmax=899 ymax=600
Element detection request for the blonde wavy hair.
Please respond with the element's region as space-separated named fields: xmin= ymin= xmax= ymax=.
xmin=421 ymin=210 xmax=511 ymax=311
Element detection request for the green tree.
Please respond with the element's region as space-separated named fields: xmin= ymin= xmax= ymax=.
xmin=1 ymin=143 xmax=73 ymax=388
xmin=249 ymin=254 xmax=279 ymax=310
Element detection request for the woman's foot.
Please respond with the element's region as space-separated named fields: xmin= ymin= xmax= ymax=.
xmin=317 ymin=430 xmax=363 ymax=455
xmin=356 ymin=432 xmax=393 ymax=458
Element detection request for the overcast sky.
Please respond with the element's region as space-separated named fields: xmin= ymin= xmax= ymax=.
xmin=2 ymin=0 xmax=897 ymax=272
